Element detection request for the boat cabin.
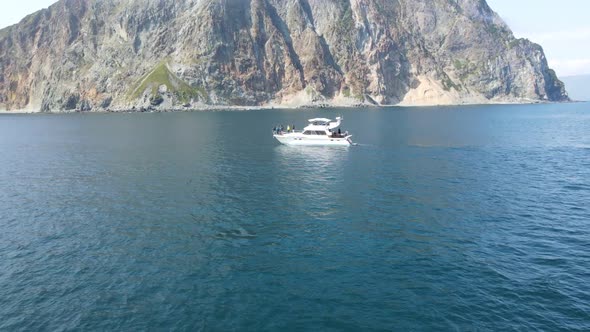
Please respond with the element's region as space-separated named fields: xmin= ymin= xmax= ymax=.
xmin=304 ymin=118 xmax=333 ymax=131
xmin=302 ymin=117 xmax=346 ymax=137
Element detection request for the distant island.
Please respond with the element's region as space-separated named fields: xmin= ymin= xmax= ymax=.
xmin=0 ymin=0 xmax=568 ymax=113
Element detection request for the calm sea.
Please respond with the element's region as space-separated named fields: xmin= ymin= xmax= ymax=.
xmin=1 ymin=103 xmax=589 ymax=330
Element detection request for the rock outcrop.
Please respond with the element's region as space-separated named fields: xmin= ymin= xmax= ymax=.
xmin=0 ymin=0 xmax=568 ymax=112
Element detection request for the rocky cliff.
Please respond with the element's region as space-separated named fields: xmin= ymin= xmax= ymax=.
xmin=0 ymin=0 xmax=569 ymax=112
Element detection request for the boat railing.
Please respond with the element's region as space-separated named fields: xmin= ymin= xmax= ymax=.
xmin=272 ymin=129 xmax=303 ymax=135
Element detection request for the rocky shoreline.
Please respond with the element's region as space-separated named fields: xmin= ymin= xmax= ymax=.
xmin=2 ymin=99 xmax=576 ymax=115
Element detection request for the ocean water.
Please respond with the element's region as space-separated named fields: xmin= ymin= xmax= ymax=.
xmin=1 ymin=103 xmax=589 ymax=331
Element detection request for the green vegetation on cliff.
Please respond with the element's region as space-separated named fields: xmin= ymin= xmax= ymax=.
xmin=129 ymin=62 xmax=208 ymax=103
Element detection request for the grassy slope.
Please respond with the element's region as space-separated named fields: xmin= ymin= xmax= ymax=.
xmin=129 ymin=61 xmax=208 ymax=103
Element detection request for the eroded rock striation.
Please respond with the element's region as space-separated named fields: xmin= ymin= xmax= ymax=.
xmin=0 ymin=0 xmax=568 ymax=112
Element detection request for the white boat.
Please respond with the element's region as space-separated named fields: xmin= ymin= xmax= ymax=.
xmin=273 ymin=117 xmax=353 ymax=146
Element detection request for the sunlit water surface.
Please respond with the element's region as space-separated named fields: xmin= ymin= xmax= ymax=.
xmin=1 ymin=103 xmax=589 ymax=330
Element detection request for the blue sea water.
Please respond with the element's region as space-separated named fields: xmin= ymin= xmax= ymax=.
xmin=0 ymin=103 xmax=589 ymax=331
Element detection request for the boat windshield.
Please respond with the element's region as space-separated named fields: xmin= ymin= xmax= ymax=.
xmin=303 ymin=131 xmax=328 ymax=135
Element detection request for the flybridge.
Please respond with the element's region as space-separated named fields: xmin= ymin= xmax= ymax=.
xmin=308 ymin=118 xmax=332 ymax=124
xmin=303 ymin=117 xmax=344 ymax=129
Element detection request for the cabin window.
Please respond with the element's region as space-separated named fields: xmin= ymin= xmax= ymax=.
xmin=303 ymin=131 xmax=312 ymax=135
xmin=315 ymin=131 xmax=326 ymax=135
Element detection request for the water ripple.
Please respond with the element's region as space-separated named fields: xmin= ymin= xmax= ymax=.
xmin=1 ymin=107 xmax=590 ymax=330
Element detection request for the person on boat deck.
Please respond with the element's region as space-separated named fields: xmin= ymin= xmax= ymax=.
xmin=338 ymin=128 xmax=341 ymax=136
xmin=287 ymin=125 xmax=291 ymax=132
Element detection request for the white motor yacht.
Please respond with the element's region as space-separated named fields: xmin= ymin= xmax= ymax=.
xmin=273 ymin=117 xmax=353 ymax=146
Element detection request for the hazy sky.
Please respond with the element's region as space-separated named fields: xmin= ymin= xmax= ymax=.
xmin=0 ymin=1 xmax=58 ymax=29
xmin=1 ymin=0 xmax=588 ymax=77
xmin=488 ymin=0 xmax=590 ymax=77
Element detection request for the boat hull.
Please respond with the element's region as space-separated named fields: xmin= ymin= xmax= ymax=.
xmin=274 ymin=134 xmax=352 ymax=146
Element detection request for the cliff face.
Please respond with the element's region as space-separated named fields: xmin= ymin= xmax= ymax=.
xmin=0 ymin=0 xmax=569 ymax=112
